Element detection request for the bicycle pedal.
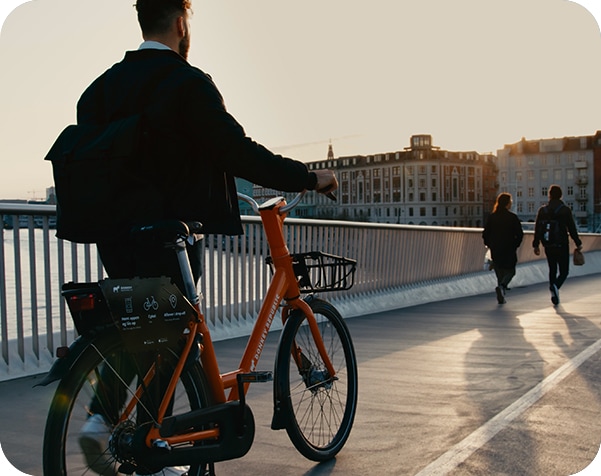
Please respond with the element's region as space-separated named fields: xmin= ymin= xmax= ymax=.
xmin=118 ymin=463 xmax=137 ymax=474
xmin=238 ymin=371 xmax=273 ymax=383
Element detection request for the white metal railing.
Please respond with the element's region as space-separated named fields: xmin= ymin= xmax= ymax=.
xmin=2 ymin=202 xmax=601 ymax=380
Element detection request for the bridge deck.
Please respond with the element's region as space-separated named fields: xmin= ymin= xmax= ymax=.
xmin=1 ymin=274 xmax=600 ymax=475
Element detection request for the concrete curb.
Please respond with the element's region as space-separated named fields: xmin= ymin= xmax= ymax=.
xmin=336 ymin=250 xmax=601 ymax=319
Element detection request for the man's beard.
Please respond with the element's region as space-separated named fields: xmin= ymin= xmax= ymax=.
xmin=179 ymin=34 xmax=190 ymax=60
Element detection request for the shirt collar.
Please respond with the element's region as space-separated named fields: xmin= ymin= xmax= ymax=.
xmin=138 ymin=40 xmax=172 ymax=51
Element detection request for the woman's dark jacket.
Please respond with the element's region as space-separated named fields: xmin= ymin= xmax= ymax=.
xmin=482 ymin=208 xmax=524 ymax=268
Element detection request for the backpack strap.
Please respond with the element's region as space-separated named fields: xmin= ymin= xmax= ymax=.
xmin=545 ymin=204 xmax=563 ymax=216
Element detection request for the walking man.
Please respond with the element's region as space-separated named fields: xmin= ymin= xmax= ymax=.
xmin=533 ymin=185 xmax=582 ymax=305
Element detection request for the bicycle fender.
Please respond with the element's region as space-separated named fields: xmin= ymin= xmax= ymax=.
xmin=34 ymin=334 xmax=93 ymax=387
xmin=271 ymin=308 xmax=305 ymax=431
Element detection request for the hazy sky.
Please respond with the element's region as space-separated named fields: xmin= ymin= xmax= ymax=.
xmin=1 ymin=0 xmax=601 ymax=200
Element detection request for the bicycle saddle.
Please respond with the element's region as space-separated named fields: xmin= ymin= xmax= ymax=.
xmin=131 ymin=220 xmax=204 ymax=242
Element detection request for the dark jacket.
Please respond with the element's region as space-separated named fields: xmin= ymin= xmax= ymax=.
xmin=482 ymin=208 xmax=524 ymax=268
xmin=533 ymin=199 xmax=582 ymax=248
xmin=77 ymin=48 xmax=316 ymax=236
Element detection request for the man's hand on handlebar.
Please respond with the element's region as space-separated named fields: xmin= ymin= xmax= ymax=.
xmin=313 ymin=169 xmax=338 ymax=200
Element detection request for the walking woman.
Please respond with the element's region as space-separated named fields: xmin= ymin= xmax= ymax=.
xmin=482 ymin=193 xmax=524 ymax=304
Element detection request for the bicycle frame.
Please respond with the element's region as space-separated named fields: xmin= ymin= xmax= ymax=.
xmin=141 ymin=193 xmax=336 ymax=448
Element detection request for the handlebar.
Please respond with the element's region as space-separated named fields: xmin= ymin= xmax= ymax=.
xmin=237 ymin=189 xmax=336 ymax=216
xmin=237 ymin=190 xmax=307 ymax=215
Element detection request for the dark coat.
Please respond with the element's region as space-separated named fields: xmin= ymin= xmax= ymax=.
xmin=77 ymin=48 xmax=315 ymax=236
xmin=533 ymin=199 xmax=582 ymax=248
xmin=482 ymin=208 xmax=524 ymax=269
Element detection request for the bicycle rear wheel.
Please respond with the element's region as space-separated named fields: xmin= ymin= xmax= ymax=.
xmin=274 ymin=297 xmax=358 ymax=461
xmin=43 ymin=331 xmax=212 ymax=476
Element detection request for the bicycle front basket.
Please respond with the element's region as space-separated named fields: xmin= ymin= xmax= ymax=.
xmin=290 ymin=251 xmax=357 ymax=293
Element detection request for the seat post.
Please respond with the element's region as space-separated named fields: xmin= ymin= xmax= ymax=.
xmin=174 ymin=241 xmax=200 ymax=305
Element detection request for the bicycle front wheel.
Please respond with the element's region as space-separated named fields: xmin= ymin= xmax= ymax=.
xmin=275 ymin=297 xmax=358 ymax=461
xmin=43 ymin=331 xmax=213 ymax=476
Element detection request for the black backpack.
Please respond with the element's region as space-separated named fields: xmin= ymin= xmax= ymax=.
xmin=538 ymin=204 xmax=564 ymax=247
xmin=44 ymin=66 xmax=177 ymax=243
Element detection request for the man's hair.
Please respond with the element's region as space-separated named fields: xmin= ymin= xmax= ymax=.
xmin=135 ymin=0 xmax=191 ymax=36
xmin=549 ymin=184 xmax=562 ymax=200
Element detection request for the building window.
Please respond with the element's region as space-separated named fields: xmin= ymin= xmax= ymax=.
xmin=541 ymin=187 xmax=548 ymax=197
xmin=554 ymin=169 xmax=562 ymax=181
xmin=420 ymin=207 xmax=426 ymax=217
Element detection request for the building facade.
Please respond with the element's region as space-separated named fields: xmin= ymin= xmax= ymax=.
xmin=254 ymin=134 xmax=498 ymax=227
xmin=497 ymin=132 xmax=601 ymax=232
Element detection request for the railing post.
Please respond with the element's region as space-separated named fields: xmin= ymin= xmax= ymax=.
xmin=0 ymin=220 xmax=8 ymax=366
xmin=27 ymin=216 xmax=39 ymax=360
xmin=12 ymin=216 xmax=24 ymax=363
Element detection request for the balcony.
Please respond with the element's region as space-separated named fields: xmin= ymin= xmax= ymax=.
xmin=575 ymin=177 xmax=589 ymax=186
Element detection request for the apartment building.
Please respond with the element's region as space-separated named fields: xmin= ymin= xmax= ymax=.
xmin=497 ymin=132 xmax=601 ymax=232
xmin=254 ymin=134 xmax=498 ymax=227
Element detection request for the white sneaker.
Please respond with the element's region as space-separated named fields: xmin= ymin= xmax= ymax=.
xmin=79 ymin=414 xmax=117 ymax=475
xmin=152 ymin=467 xmax=189 ymax=475
xmin=142 ymin=467 xmax=188 ymax=475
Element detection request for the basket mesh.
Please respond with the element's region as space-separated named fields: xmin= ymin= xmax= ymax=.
xmin=267 ymin=251 xmax=356 ymax=293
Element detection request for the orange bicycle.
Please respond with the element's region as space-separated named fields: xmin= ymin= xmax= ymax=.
xmin=40 ymin=191 xmax=358 ymax=475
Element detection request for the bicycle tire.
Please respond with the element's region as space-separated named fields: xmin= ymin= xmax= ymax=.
xmin=274 ymin=297 xmax=358 ymax=461
xmin=43 ymin=331 xmax=213 ymax=476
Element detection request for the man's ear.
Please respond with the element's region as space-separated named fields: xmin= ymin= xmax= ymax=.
xmin=176 ymin=16 xmax=185 ymax=37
